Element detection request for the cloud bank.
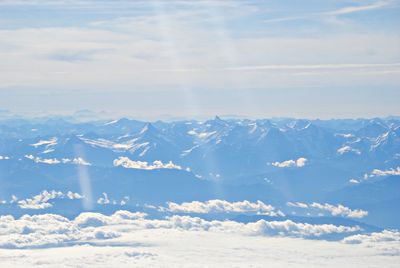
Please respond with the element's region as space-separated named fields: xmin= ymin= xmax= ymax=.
xmin=0 ymin=210 xmax=363 ymax=250
xmin=0 ymin=209 xmax=398 ymax=267
xmin=0 ymin=223 xmax=398 ymax=267
xmin=343 ymin=230 xmax=400 ymax=245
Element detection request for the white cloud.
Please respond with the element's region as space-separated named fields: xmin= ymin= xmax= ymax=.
xmin=97 ymin=193 xmax=110 ymax=205
xmin=264 ymin=1 xmax=391 ymax=26
xmin=80 ymin=137 xmax=134 ymax=152
xmin=30 ymin=137 xmax=57 ymax=148
xmin=336 ymin=133 xmax=354 ymax=138
xmin=120 ymin=196 xmax=129 ymax=206
xmin=187 ymin=130 xmax=217 ymax=139
xmin=287 ymin=201 xmax=308 ymax=209
xmin=330 ymin=1 xmax=390 ymax=15
xmin=1 ymin=6 xmax=399 ymax=93
xmin=97 ymin=193 xmax=130 ymax=206
xmin=25 ymin=155 xmax=91 ymax=166
xmin=10 ymin=195 xmax=18 ymax=204
xmin=38 ymin=158 xmax=61 ymax=164
xmin=0 ymin=156 xmax=10 ymax=160
xmin=17 ymin=190 xmax=83 ymax=209
xmin=350 ymin=167 xmax=400 ymax=184
xmin=286 ymin=202 xmax=368 ymax=219
xmin=66 ymin=191 xmax=84 ymax=200
xmin=61 ymin=157 xmax=92 ymax=166
xmin=25 ymin=154 xmax=60 ymax=164
xmin=349 ymin=179 xmax=360 ymax=184
xmin=272 ymin=157 xmax=307 ymax=168
xmin=17 ymin=190 xmax=63 ymax=209
xmin=310 ymin=203 xmax=368 ymax=219
xmin=337 ymin=146 xmax=361 ymax=155
xmin=0 ymin=233 xmax=397 ymax=268
xmin=225 ymin=63 xmax=400 ymax=71
xmin=247 ymin=219 xmax=360 ymax=238
xmin=113 ymin=156 xmax=182 ymax=170
xmin=161 ymin=200 xmax=283 ymax=216
xmin=371 ymin=167 xmax=400 ymax=177
xmin=0 ymin=210 xmax=361 ymax=250
xmin=342 ymin=230 xmax=400 ymax=244
xmin=1 ymin=209 xmax=398 ymax=267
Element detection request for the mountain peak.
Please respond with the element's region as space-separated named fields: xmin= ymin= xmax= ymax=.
xmin=64 ymin=134 xmax=85 ymax=146
xmin=288 ymin=119 xmax=311 ymax=130
xmin=214 ymin=115 xmax=223 ymax=121
xmin=116 ymin=117 xmax=132 ymax=124
xmin=357 ymin=120 xmax=388 ymax=138
xmin=139 ymin=122 xmax=157 ymax=135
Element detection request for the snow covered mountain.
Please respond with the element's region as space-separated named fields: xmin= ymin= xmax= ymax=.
xmin=0 ymin=116 xmax=399 ymax=230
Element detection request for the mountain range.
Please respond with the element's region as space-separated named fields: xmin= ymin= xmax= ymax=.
xmin=0 ymin=115 xmax=399 ymax=230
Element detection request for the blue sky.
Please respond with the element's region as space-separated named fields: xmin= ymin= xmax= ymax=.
xmin=0 ymin=0 xmax=399 ymax=119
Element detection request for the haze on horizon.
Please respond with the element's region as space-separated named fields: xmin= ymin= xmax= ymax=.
xmin=0 ymin=0 xmax=399 ymax=118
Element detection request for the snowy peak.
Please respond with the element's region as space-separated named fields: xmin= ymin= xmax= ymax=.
xmin=287 ymin=119 xmax=311 ymax=130
xmin=214 ymin=115 xmax=223 ymax=121
xmin=139 ymin=122 xmax=158 ymax=136
xmin=371 ymin=127 xmax=400 ymax=153
xmin=356 ymin=120 xmax=388 ymax=138
xmin=206 ymin=116 xmax=229 ymax=128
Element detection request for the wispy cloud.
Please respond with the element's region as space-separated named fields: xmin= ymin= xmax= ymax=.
xmin=330 ymin=1 xmax=390 ymax=15
xmin=224 ymin=63 xmax=400 ymax=71
xmin=46 ymin=50 xmax=99 ymax=63
xmin=0 ymin=1 xmax=399 ymax=117
xmin=264 ymin=1 xmax=392 ymax=24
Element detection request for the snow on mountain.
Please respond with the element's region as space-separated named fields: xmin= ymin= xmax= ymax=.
xmin=0 ymin=116 xmax=399 ymax=229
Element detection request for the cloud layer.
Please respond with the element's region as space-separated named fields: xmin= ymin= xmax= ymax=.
xmin=1 ymin=1 xmax=399 ymax=94
xmin=0 ymin=210 xmax=363 ymax=250
xmin=0 ymin=209 xmax=398 ymax=267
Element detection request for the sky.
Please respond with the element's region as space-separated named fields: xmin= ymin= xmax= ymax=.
xmin=0 ymin=0 xmax=399 ymax=119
